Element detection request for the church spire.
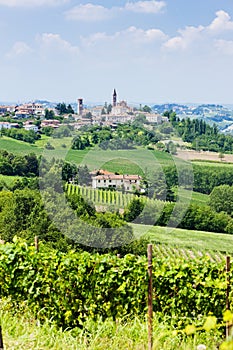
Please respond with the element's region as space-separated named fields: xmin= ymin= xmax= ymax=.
xmin=113 ymin=89 xmax=117 ymax=107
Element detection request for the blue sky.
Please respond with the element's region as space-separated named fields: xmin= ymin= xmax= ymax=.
xmin=1 ymin=0 xmax=233 ymax=105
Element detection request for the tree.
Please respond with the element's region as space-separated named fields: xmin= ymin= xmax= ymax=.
xmin=85 ymin=112 xmax=92 ymax=119
xmin=45 ymin=109 xmax=55 ymax=119
xmin=56 ymin=103 xmax=67 ymax=115
xmin=166 ymin=141 xmax=177 ymax=155
xmin=209 ymin=185 xmax=233 ymax=216
xmin=45 ymin=142 xmax=55 ymax=150
xmin=124 ymin=198 xmax=144 ymax=222
xmin=67 ymin=104 xmax=74 ymax=114
xmin=25 ymin=153 xmax=39 ymax=176
xmin=62 ymin=162 xmax=77 ymax=182
xmin=142 ymin=105 xmax=152 ymax=113
xmin=71 ymin=136 xmax=86 ymax=150
xmin=219 ymin=152 xmax=225 ymax=162
xmin=76 ymin=165 xmax=91 ymax=186
xmin=107 ymin=104 xmax=112 ymax=114
xmin=52 ymin=125 xmax=72 ymax=138
xmin=132 ymin=114 xmax=148 ymax=127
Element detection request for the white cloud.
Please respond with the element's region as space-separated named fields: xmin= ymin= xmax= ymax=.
xmin=82 ymin=26 xmax=167 ymax=46
xmin=124 ymin=26 xmax=167 ymax=42
xmin=38 ymin=33 xmax=79 ymax=55
xmin=65 ymin=3 xmax=114 ymax=21
xmin=125 ymin=0 xmax=166 ymax=14
xmin=0 ymin=0 xmax=68 ymax=7
xmin=208 ymin=10 xmax=233 ymax=33
xmin=215 ymin=39 xmax=233 ymax=55
xmin=66 ymin=1 xmax=165 ymax=21
xmin=163 ymin=25 xmax=204 ymax=51
xmin=6 ymin=41 xmax=32 ymax=58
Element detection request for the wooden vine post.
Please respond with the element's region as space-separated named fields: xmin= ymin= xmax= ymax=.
xmin=35 ymin=236 xmax=39 ymax=253
xmin=147 ymin=244 xmax=153 ymax=350
xmin=0 ymin=325 xmax=4 ymax=350
xmin=226 ymin=256 xmax=231 ymax=338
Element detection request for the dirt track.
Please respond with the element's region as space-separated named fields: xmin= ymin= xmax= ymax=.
xmin=176 ymin=149 xmax=233 ymax=163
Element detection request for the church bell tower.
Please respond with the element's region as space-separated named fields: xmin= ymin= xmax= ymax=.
xmin=113 ymin=89 xmax=117 ymax=107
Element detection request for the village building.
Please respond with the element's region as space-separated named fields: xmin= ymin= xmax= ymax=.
xmin=15 ymin=102 xmax=45 ymax=118
xmin=41 ymin=119 xmax=61 ymax=128
xmin=0 ymin=122 xmax=19 ymax=129
xmin=23 ymin=121 xmax=39 ymax=132
xmin=92 ymin=173 xmax=142 ymax=192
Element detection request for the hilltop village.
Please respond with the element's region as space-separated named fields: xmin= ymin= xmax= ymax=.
xmin=0 ymin=90 xmax=168 ymax=133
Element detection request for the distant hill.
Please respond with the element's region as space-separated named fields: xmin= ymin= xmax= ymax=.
xmin=152 ymin=103 xmax=233 ymax=132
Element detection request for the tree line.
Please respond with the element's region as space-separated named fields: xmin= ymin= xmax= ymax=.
xmin=0 ymin=150 xmax=39 ymax=177
xmin=1 ymin=127 xmax=40 ymax=144
xmin=71 ymin=122 xmax=161 ymax=150
xmin=165 ymin=110 xmax=233 ymax=153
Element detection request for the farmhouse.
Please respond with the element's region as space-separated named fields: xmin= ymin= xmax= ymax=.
xmin=92 ymin=174 xmax=142 ymax=192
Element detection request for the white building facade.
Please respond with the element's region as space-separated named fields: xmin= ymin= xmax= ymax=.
xmin=92 ymin=174 xmax=142 ymax=192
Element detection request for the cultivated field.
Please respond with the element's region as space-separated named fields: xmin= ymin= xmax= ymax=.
xmin=177 ymin=149 xmax=233 ymax=163
xmin=132 ymin=224 xmax=233 ymax=254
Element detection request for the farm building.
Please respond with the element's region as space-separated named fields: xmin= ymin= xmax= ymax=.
xmin=92 ymin=174 xmax=142 ymax=192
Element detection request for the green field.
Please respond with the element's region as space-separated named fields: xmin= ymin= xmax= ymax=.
xmin=0 ymin=307 xmax=221 ymax=350
xmin=2 ymin=135 xmax=231 ymax=173
xmin=66 ymin=148 xmax=187 ymax=174
xmin=192 ymin=160 xmax=233 ymax=167
xmin=174 ymin=187 xmax=209 ymax=206
xmin=132 ymin=224 xmax=233 ymax=254
xmin=0 ymin=136 xmax=186 ymax=169
xmin=0 ymin=137 xmax=43 ymax=155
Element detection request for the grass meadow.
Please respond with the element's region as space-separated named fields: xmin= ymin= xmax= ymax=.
xmin=0 ymin=306 xmax=222 ymax=350
xmin=0 ymin=137 xmax=43 ymax=155
xmin=174 ymin=187 xmax=209 ymax=206
xmin=132 ymin=224 xmax=233 ymax=254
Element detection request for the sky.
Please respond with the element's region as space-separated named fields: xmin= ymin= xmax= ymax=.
xmin=1 ymin=0 xmax=233 ymax=105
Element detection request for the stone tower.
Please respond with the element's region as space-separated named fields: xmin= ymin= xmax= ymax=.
xmin=77 ymin=98 xmax=83 ymax=116
xmin=113 ymin=89 xmax=117 ymax=107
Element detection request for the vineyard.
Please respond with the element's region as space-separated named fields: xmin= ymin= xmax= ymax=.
xmin=0 ymin=238 xmax=231 ymax=331
xmin=153 ymin=244 xmax=225 ymax=263
xmin=65 ymin=183 xmax=139 ymax=208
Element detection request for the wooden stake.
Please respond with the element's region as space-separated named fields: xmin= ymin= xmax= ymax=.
xmin=147 ymin=244 xmax=153 ymax=350
xmin=226 ymin=256 xmax=231 ymax=338
xmin=0 ymin=326 xmax=4 ymax=350
xmin=35 ymin=236 xmax=39 ymax=252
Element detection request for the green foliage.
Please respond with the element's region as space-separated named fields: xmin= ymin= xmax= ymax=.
xmin=179 ymin=204 xmax=231 ymax=233
xmin=71 ymin=135 xmax=90 ymax=150
xmin=41 ymin=126 xmax=54 ymax=136
xmin=65 ymin=184 xmax=233 ymax=234
xmin=56 ymin=103 xmax=74 ymax=115
xmin=65 ymin=183 xmax=135 ymax=209
xmin=142 ymin=105 xmax=152 ymax=113
xmin=61 ymin=162 xmax=77 ymax=182
xmin=52 ymin=125 xmax=73 ymax=138
xmin=209 ymin=185 xmax=233 ymax=216
xmin=0 ymin=150 xmax=39 ymax=177
xmin=75 ymin=165 xmax=91 ymax=186
xmin=164 ymin=110 xmax=233 ymax=153
xmin=0 ymin=306 xmax=223 ymax=350
xmin=71 ymin=123 xmax=161 ymax=151
xmin=124 ymin=198 xmax=145 ymax=222
xmin=161 ymin=164 xmax=233 ymax=195
xmin=44 ymin=109 xmax=55 ymax=119
xmin=0 ymin=239 xmax=231 ymax=331
xmin=45 ymin=142 xmax=55 ymax=150
xmin=1 ymin=127 xmax=40 ymax=144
